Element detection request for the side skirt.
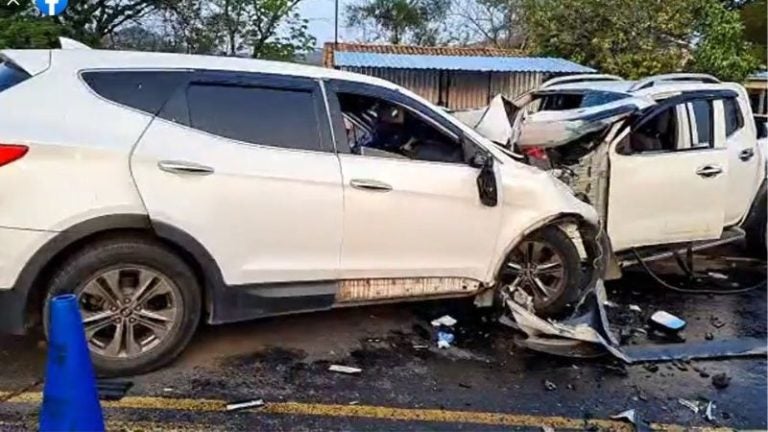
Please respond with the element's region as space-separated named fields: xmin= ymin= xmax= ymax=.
xmin=208 ymin=277 xmax=482 ymax=325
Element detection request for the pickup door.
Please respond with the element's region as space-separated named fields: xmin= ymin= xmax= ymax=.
xmin=606 ymin=92 xmax=735 ymax=251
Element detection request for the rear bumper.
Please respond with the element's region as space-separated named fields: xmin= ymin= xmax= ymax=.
xmin=0 ymin=226 xmax=56 ymax=335
xmin=0 ymin=287 xmax=28 ymax=334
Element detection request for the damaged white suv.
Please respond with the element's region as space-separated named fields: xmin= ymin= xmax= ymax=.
xmin=0 ymin=43 xmax=602 ymax=375
xmin=455 ymin=73 xmax=767 ymax=279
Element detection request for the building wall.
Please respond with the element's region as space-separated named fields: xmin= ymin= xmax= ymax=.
xmin=338 ymin=67 xmax=545 ymax=109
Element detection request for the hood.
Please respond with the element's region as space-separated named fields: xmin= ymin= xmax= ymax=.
xmin=452 ymin=91 xmax=655 ymax=149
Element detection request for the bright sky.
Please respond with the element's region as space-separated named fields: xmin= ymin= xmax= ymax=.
xmin=298 ymin=0 xmax=350 ymax=46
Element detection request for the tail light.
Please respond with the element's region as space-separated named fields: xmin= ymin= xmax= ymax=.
xmin=523 ymin=146 xmax=548 ymax=160
xmin=0 ymin=144 xmax=28 ymax=167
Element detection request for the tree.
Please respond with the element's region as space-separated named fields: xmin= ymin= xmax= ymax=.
xmin=691 ymin=0 xmax=761 ymax=80
xmin=245 ymin=0 xmax=315 ymax=59
xmin=454 ymin=0 xmax=526 ymax=49
xmin=0 ymin=7 xmax=64 ymax=49
xmin=346 ymin=0 xmax=451 ymax=45
xmin=60 ymin=0 xmax=167 ymax=45
xmin=523 ymin=0 xmax=759 ymax=81
xmin=740 ymin=0 xmax=767 ymax=64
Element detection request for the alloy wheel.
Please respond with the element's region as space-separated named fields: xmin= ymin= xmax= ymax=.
xmin=76 ymin=266 xmax=181 ymax=359
xmin=502 ymin=240 xmax=567 ymax=305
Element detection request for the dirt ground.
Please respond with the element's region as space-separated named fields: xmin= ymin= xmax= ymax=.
xmin=0 ymin=247 xmax=765 ymax=431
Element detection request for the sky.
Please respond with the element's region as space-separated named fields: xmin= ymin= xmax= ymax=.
xmin=298 ymin=0 xmax=351 ymax=46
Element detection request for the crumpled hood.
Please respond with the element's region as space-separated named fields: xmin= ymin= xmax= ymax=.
xmin=452 ymin=92 xmax=655 ymax=149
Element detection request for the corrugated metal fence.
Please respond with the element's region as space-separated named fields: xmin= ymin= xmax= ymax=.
xmin=338 ymin=67 xmax=545 ymax=110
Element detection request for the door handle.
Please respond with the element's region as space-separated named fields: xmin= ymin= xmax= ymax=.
xmin=739 ymin=148 xmax=755 ymax=161
xmin=350 ymin=178 xmax=393 ymax=192
xmin=695 ymin=164 xmax=723 ymax=178
xmin=158 ymin=160 xmax=214 ymax=175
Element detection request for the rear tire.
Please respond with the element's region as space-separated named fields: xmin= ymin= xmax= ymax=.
xmin=499 ymin=226 xmax=582 ymax=317
xmin=744 ymin=197 xmax=767 ymax=260
xmin=44 ymin=236 xmax=201 ymax=376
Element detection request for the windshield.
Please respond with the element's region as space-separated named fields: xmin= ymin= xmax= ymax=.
xmin=0 ymin=59 xmax=31 ymax=93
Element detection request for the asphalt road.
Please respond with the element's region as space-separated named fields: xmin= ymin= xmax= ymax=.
xmin=0 ymin=249 xmax=765 ymax=431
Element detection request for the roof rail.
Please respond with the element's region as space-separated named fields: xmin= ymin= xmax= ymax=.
xmin=540 ymin=74 xmax=623 ymax=88
xmin=629 ymin=73 xmax=720 ymax=92
xmin=59 ymin=37 xmax=91 ymax=50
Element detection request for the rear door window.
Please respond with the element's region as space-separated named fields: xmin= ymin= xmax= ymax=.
xmin=82 ymin=70 xmax=189 ymax=115
xmin=0 ymin=59 xmax=30 ymax=93
xmin=186 ymin=84 xmax=324 ymax=152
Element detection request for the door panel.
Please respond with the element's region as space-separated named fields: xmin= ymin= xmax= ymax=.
xmin=132 ymin=122 xmax=343 ymax=284
xmin=338 ymin=154 xmax=501 ymax=281
xmin=720 ymin=98 xmax=762 ymax=225
xmin=607 ymin=102 xmax=727 ymax=251
xmin=131 ymin=75 xmax=343 ymax=285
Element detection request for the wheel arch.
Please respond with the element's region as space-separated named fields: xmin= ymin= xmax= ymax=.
xmin=488 ymin=212 xmax=608 ymax=283
xmin=17 ymin=215 xmax=222 ymax=331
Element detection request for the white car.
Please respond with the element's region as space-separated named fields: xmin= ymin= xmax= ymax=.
xmin=455 ymin=73 xmax=767 ymax=278
xmin=0 ymin=42 xmax=603 ymax=375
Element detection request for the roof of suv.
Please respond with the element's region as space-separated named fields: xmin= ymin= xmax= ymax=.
xmin=542 ymin=74 xmax=734 ymax=98
xmin=1 ymin=48 xmax=399 ymax=89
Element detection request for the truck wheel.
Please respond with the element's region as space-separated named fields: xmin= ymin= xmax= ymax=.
xmin=745 ymin=206 xmax=766 ymax=259
xmin=44 ymin=236 xmax=201 ymax=376
xmin=499 ymin=226 xmax=582 ymax=317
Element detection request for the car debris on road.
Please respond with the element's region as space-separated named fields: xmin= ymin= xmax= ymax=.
xmin=226 ymin=399 xmax=265 ymax=412
xmin=329 ymin=365 xmax=363 ymax=375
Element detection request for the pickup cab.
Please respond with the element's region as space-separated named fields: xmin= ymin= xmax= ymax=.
xmin=454 ymin=73 xmax=767 ymax=277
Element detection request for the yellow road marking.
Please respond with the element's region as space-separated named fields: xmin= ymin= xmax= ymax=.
xmin=0 ymin=391 xmax=736 ymax=431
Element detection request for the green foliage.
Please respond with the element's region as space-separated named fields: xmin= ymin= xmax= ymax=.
xmin=0 ymin=0 xmax=315 ymax=61
xmin=522 ymin=0 xmax=760 ymax=81
xmin=346 ymin=0 xmax=451 ymax=45
xmin=740 ymin=0 xmax=767 ymax=64
xmin=691 ymin=0 xmax=761 ymax=80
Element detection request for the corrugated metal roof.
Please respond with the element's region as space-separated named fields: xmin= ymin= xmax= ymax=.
xmin=334 ymin=52 xmax=595 ymax=73
xmin=749 ymin=70 xmax=768 ymax=80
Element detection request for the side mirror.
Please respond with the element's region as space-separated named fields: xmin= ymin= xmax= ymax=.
xmin=755 ymin=116 xmax=768 ymax=139
xmin=474 ymin=151 xmax=498 ymax=207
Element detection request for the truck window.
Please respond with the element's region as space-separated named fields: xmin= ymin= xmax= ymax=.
xmin=722 ymin=98 xmax=744 ymax=137
xmin=0 ymin=59 xmax=30 ymax=93
xmin=688 ymin=100 xmax=713 ymax=148
xmin=627 ymin=106 xmax=678 ymax=153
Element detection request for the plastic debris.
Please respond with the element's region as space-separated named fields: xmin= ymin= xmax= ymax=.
xmin=678 ymin=398 xmax=700 ymax=414
xmin=543 ymin=380 xmax=557 ymax=391
xmin=542 ymin=426 xmax=555 ymax=432
xmin=226 ymin=399 xmax=265 ymax=411
xmin=437 ymin=331 xmax=455 ymax=349
xmin=628 ymin=304 xmax=642 ymax=313
xmin=412 ymin=343 xmax=429 ymax=350
xmin=610 ymin=409 xmax=637 ymax=425
xmin=710 ymin=316 xmax=726 ymax=329
xmin=712 ymin=372 xmax=731 ymax=389
xmin=705 ymin=401 xmax=715 ymax=422
xmin=649 ymin=311 xmax=686 ymax=333
xmin=707 ymin=271 xmax=728 ymax=280
xmin=431 ymin=315 xmax=457 ymax=327
xmin=603 ymin=300 xmax=619 ymax=308
xmin=329 ymin=365 xmax=362 ymax=375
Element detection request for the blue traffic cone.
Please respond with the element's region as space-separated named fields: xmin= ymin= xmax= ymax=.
xmin=40 ymin=294 xmax=105 ymax=432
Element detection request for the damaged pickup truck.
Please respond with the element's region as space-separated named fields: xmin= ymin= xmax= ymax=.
xmin=454 ymin=73 xmax=767 ymax=282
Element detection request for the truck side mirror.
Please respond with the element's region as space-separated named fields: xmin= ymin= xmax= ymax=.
xmin=473 ymin=151 xmax=497 ymax=207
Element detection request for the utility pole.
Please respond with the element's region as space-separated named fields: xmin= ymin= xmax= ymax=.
xmin=334 ymin=0 xmax=339 ymax=47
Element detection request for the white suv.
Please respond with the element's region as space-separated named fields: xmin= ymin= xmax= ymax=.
xmin=457 ymin=73 xmax=767 ymax=277
xmin=0 ymin=44 xmax=603 ymax=375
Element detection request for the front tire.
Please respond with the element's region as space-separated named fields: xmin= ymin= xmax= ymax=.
xmin=44 ymin=236 xmax=202 ymax=376
xmin=499 ymin=226 xmax=582 ymax=317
